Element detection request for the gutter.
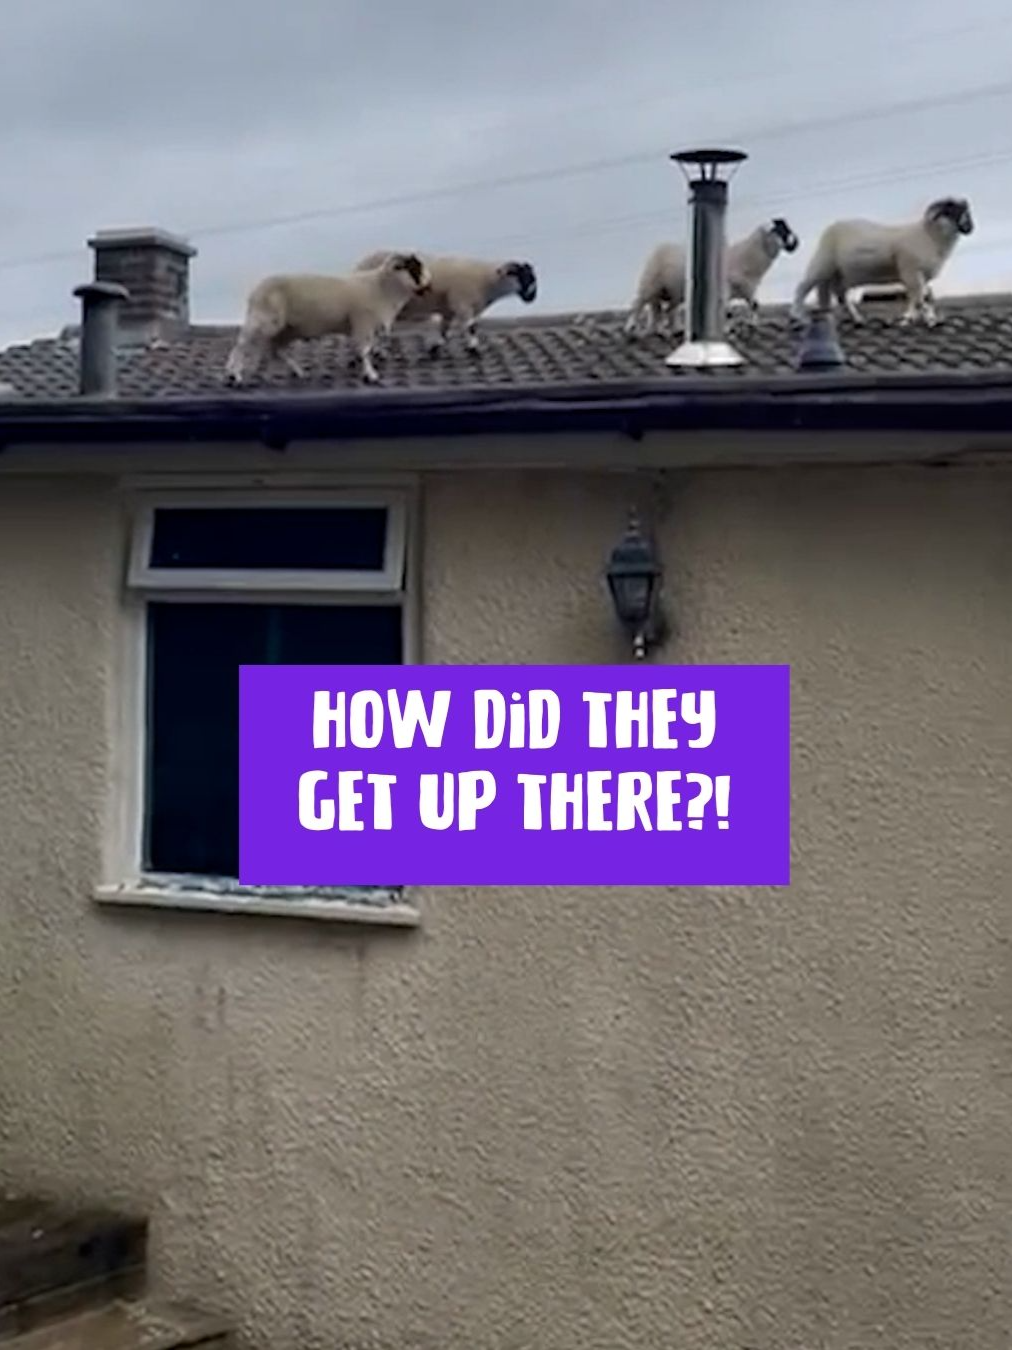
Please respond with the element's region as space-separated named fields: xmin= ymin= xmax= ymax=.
xmin=1 ymin=371 xmax=1012 ymax=448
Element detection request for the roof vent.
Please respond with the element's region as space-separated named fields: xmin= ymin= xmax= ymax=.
xmin=73 ymin=281 xmax=129 ymax=396
xmin=796 ymin=306 xmax=845 ymax=371
xmin=665 ymin=148 xmax=747 ymax=370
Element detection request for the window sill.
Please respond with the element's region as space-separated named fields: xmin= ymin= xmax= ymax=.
xmin=93 ymin=881 xmax=420 ymax=927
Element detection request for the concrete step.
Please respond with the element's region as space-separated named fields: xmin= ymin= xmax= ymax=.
xmin=0 ymin=1199 xmax=147 ymax=1339
xmin=0 ymin=1301 xmax=230 ymax=1350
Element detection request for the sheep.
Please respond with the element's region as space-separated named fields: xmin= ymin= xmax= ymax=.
xmin=624 ymin=242 xmax=683 ymax=340
xmin=354 ymin=251 xmax=537 ymax=355
xmin=223 ymin=252 xmax=430 ymax=387
xmin=790 ymin=197 xmax=974 ymax=327
xmin=727 ymin=217 xmax=800 ymax=321
xmin=624 ymin=218 xmax=799 ymax=338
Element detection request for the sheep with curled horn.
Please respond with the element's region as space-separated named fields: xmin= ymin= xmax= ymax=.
xmin=223 ymin=252 xmax=431 ymax=387
xmin=791 ymin=196 xmax=974 ymax=327
xmin=625 ymin=217 xmax=800 ymax=339
xmin=354 ymin=251 xmax=538 ymax=355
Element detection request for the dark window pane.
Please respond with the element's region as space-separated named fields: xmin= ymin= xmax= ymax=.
xmin=145 ymin=602 xmax=402 ymax=878
xmin=149 ymin=507 xmax=389 ymax=571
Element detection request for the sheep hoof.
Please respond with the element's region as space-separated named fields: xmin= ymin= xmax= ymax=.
xmin=426 ymin=345 xmax=444 ymax=360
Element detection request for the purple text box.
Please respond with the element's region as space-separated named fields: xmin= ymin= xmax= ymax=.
xmin=239 ymin=664 xmax=790 ymax=887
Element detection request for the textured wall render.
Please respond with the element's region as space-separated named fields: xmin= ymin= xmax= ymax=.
xmin=0 ymin=464 xmax=1009 ymax=1350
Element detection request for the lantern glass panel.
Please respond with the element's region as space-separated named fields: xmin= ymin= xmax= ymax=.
xmin=610 ymin=573 xmax=653 ymax=624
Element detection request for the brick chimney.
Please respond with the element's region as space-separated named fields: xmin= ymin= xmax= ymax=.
xmin=88 ymin=227 xmax=196 ymax=339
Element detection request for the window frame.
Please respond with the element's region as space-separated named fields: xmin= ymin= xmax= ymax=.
xmin=102 ymin=475 xmax=421 ymax=917
xmin=127 ymin=487 xmax=408 ymax=593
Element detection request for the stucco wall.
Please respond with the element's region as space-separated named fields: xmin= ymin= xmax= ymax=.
xmin=0 ymin=463 xmax=1009 ymax=1350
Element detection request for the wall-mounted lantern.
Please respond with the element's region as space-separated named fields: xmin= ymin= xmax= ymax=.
xmin=605 ymin=510 xmax=666 ymax=660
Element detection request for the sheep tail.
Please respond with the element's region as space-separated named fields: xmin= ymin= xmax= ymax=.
xmin=225 ymin=284 xmax=287 ymax=385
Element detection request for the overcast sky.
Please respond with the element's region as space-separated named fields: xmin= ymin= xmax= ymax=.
xmin=1 ymin=0 xmax=1012 ymax=346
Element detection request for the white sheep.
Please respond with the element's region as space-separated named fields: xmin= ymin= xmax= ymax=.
xmin=791 ymin=197 xmax=974 ymax=327
xmin=624 ymin=218 xmax=799 ymax=338
xmin=223 ymin=252 xmax=431 ymax=387
xmin=354 ymin=251 xmax=537 ymax=355
xmin=728 ymin=217 xmax=800 ymax=320
xmin=624 ymin=242 xmax=683 ymax=339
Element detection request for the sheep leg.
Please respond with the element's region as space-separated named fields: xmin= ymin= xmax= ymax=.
xmin=663 ymin=301 xmax=685 ymax=338
xmin=348 ymin=320 xmax=381 ymax=385
xmin=366 ymin=320 xmax=393 ymax=365
xmin=426 ymin=313 xmax=448 ymax=357
xmin=271 ymin=336 xmax=306 ymax=381
xmin=653 ymin=300 xmax=675 ymax=339
xmin=727 ymin=297 xmax=760 ymax=328
xmin=790 ymin=279 xmax=813 ymax=323
xmin=358 ymin=346 xmax=380 ymax=384
xmin=463 ymin=318 xmax=480 ymax=355
xmin=898 ymin=269 xmax=930 ymax=326
xmin=368 ymin=320 xmax=391 ymax=364
xmin=224 ymin=327 xmax=268 ymax=386
xmin=838 ymin=283 xmax=863 ymax=324
xmin=665 ymin=298 xmax=685 ymax=338
xmin=623 ymin=304 xmax=646 ymax=339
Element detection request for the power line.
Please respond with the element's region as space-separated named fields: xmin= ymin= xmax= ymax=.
xmin=160 ymin=78 xmax=1012 ymax=241
xmin=426 ymin=146 xmax=1012 ymax=255
xmin=409 ymin=12 xmax=1012 ymax=149
xmin=1 ymin=77 xmax=1012 ymax=277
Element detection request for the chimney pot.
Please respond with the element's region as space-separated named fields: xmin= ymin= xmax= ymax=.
xmin=666 ymin=148 xmax=748 ymax=371
xmin=796 ymin=307 xmax=846 ymax=371
xmin=88 ymin=227 xmax=195 ymax=339
xmin=73 ymin=280 xmax=130 ymax=397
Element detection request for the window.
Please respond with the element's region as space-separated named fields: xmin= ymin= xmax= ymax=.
xmin=129 ymin=492 xmax=406 ymax=591
xmin=112 ymin=487 xmax=414 ymax=906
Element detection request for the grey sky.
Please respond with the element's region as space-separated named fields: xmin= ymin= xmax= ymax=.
xmin=2 ymin=0 xmax=1012 ymax=346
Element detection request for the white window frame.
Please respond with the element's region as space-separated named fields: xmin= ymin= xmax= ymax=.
xmin=97 ymin=475 xmax=421 ymax=926
xmin=127 ymin=487 xmax=408 ymax=593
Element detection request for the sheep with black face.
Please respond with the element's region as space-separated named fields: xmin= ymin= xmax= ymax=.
xmin=625 ymin=217 xmax=800 ymax=338
xmin=791 ymin=197 xmax=974 ymax=326
xmin=727 ymin=217 xmax=799 ymax=323
xmin=354 ymin=251 xmax=538 ymax=354
xmin=223 ymin=253 xmax=430 ymax=387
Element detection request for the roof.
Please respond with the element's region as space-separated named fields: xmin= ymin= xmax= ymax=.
xmin=4 ymin=292 xmax=1012 ymax=400
xmin=3 ymin=292 xmax=1012 ymax=446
